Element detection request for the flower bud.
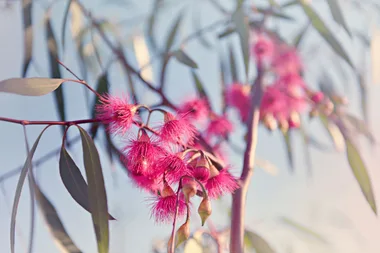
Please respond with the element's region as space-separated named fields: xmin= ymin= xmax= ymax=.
xmin=175 ymin=221 xmax=190 ymax=248
xmin=198 ymin=197 xmax=212 ymax=226
xmin=279 ymin=119 xmax=289 ymax=133
xmin=182 ymin=178 xmax=197 ymax=202
xmin=193 ymin=155 xmax=210 ymax=182
xmin=311 ymin=91 xmax=324 ymax=104
xmin=263 ymin=114 xmax=278 ymax=131
xmin=288 ymin=112 xmax=300 ymax=129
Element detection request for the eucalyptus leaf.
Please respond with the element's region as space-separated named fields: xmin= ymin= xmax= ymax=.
xmin=232 ymin=7 xmax=250 ymax=79
xmin=282 ymin=130 xmax=294 ymax=172
xmin=22 ymin=0 xmax=33 ymax=77
xmin=91 ymin=73 xmax=109 ymax=138
xmin=0 ymin=78 xmax=64 ymax=96
xmin=244 ymin=230 xmax=275 ymax=253
xmin=173 ymin=50 xmax=198 ymax=69
xmin=61 ymin=0 xmax=73 ymax=50
xmin=326 ymin=0 xmax=351 ymax=37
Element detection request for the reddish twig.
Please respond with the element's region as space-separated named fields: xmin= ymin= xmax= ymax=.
xmin=0 ymin=117 xmax=101 ymax=126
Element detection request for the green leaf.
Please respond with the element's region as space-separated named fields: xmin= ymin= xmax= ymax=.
xmin=191 ymin=71 xmax=210 ymax=107
xmin=33 ymin=180 xmax=83 ymax=253
xmin=61 ymin=0 xmax=73 ymax=50
xmin=255 ymin=7 xmax=295 ymax=21
xmin=282 ymin=130 xmax=294 ymax=172
xmin=192 ymin=9 xmax=211 ymax=48
xmin=244 ymin=230 xmax=275 ymax=253
xmin=281 ymin=0 xmax=298 ymax=8
xmin=293 ymin=22 xmax=310 ymax=49
xmin=45 ymin=13 xmax=66 ymax=133
xmin=228 ymin=44 xmax=238 ymax=82
xmin=232 ymin=7 xmax=250 ymax=79
xmin=11 ymin=126 xmax=50 ymax=253
xmin=91 ymin=73 xmax=109 ymax=138
xmin=78 ymin=126 xmax=111 ymax=253
xmin=59 ymin=147 xmax=115 ymax=220
xmin=326 ymin=0 xmax=351 ymax=37
xmin=173 ymin=50 xmax=198 ymax=69
xmin=280 ymin=217 xmax=328 ymax=244
xmin=297 ymin=0 xmax=354 ymax=68
xmin=165 ymin=13 xmax=183 ymax=52
xmin=319 ymin=114 xmax=345 ymax=152
xmin=358 ymin=73 xmax=368 ymax=123
xmin=22 ymin=0 xmax=33 ymax=77
xmin=345 ymin=138 xmax=377 ymax=214
xmin=0 ymin=78 xmax=64 ymax=96
xmin=146 ymin=0 xmax=160 ymax=50
xmin=218 ymin=27 xmax=236 ymax=39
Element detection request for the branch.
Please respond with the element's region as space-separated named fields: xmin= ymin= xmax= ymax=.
xmin=229 ymin=62 xmax=265 ymax=253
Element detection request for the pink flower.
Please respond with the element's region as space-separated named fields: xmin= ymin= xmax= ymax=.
xmin=123 ymin=130 xmax=164 ymax=176
xmin=150 ymin=184 xmax=186 ymax=223
xmin=177 ymin=98 xmax=209 ymax=121
xmin=225 ymin=83 xmax=251 ymax=122
xmin=156 ymin=153 xmax=190 ymax=184
xmin=310 ymin=91 xmax=324 ymax=104
xmin=271 ymin=45 xmax=303 ymax=75
xmin=205 ymin=115 xmax=233 ymax=138
xmin=251 ymin=34 xmax=274 ymax=61
xmin=159 ymin=113 xmax=197 ymax=145
xmin=206 ymin=168 xmax=239 ymax=199
xmin=96 ymin=94 xmax=137 ymax=134
xmin=129 ymin=171 xmax=161 ymax=192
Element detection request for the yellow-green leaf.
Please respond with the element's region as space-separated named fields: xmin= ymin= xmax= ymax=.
xmin=0 ymin=78 xmax=64 ymax=96
xmin=244 ymin=230 xmax=275 ymax=253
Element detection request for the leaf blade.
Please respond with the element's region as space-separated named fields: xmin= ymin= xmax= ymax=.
xmin=78 ymin=126 xmax=110 ymax=253
xmin=0 ymin=78 xmax=64 ymax=96
xmin=244 ymin=230 xmax=275 ymax=253
xmin=22 ymin=0 xmax=33 ymax=77
xmin=174 ymin=50 xmax=198 ymax=69
xmin=91 ymin=73 xmax=109 ymax=138
xmin=61 ymin=0 xmax=73 ymax=50
xmin=11 ymin=126 xmax=50 ymax=253
xmin=232 ymin=7 xmax=250 ymax=79
xmin=326 ymin=0 xmax=351 ymax=37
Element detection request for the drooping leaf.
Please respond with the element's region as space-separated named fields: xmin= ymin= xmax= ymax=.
xmin=244 ymin=230 xmax=275 ymax=253
xmin=61 ymin=0 xmax=73 ymax=50
xmin=255 ymin=7 xmax=295 ymax=21
xmin=319 ymin=115 xmax=345 ymax=152
xmin=173 ymin=50 xmax=198 ymax=69
xmin=297 ymin=0 xmax=354 ymax=68
xmin=281 ymin=0 xmax=298 ymax=8
xmin=0 ymin=78 xmax=64 ymax=96
xmin=77 ymin=126 xmax=111 ymax=253
xmin=228 ymin=44 xmax=238 ymax=82
xmin=355 ymin=31 xmax=370 ymax=47
xmin=357 ymin=73 xmax=368 ymax=123
xmin=299 ymin=123 xmax=312 ymax=176
xmin=293 ymin=22 xmax=310 ymax=48
xmin=192 ymin=9 xmax=212 ymax=48
xmin=326 ymin=0 xmax=351 ymax=37
xmin=45 ymin=13 xmax=66 ymax=133
xmin=22 ymin=0 xmax=33 ymax=77
xmin=232 ymin=7 xmax=250 ymax=79
xmin=191 ymin=71 xmax=208 ymax=99
xmin=345 ymin=138 xmax=377 ymax=214
xmin=133 ymin=35 xmax=154 ymax=84
xmin=280 ymin=217 xmax=328 ymax=244
xmin=165 ymin=13 xmax=183 ymax=52
xmin=218 ymin=26 xmax=236 ymax=39
xmin=91 ymin=73 xmax=109 ymax=138
xmin=147 ymin=0 xmax=161 ymax=50
xmin=11 ymin=126 xmax=50 ymax=253
xmin=282 ymin=130 xmax=294 ymax=172
xmin=59 ymin=147 xmax=114 ymax=220
xmin=29 ymin=173 xmax=83 ymax=253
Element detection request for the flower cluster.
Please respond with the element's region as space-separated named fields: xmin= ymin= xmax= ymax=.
xmin=225 ymin=31 xmax=332 ymax=131
xmin=96 ymin=95 xmax=238 ymax=225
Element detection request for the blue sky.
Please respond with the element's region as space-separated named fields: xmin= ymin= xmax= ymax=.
xmin=1 ymin=0 xmax=380 ymax=253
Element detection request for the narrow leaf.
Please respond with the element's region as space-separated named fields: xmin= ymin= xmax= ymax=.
xmin=358 ymin=73 xmax=368 ymax=123
xmin=78 ymin=126 xmax=110 ymax=253
xmin=345 ymin=138 xmax=377 ymax=214
xmin=91 ymin=73 xmax=109 ymax=138
xmin=218 ymin=27 xmax=236 ymax=39
xmin=11 ymin=126 xmax=50 ymax=253
xmin=59 ymin=147 xmax=115 ymax=220
xmin=61 ymin=0 xmax=73 ymax=50
xmin=282 ymin=130 xmax=294 ymax=172
xmin=297 ymin=0 xmax=354 ymax=68
xmin=280 ymin=217 xmax=328 ymax=243
xmin=147 ymin=0 xmax=160 ymax=50
xmin=0 ymin=78 xmax=64 ymax=96
xmin=326 ymin=0 xmax=351 ymax=37
xmin=255 ymin=7 xmax=295 ymax=21
xmin=319 ymin=114 xmax=345 ymax=152
xmin=232 ymin=7 xmax=250 ymax=79
xmin=191 ymin=71 xmax=208 ymax=99
xmin=228 ymin=44 xmax=238 ymax=82
xmin=293 ymin=22 xmax=310 ymax=48
xmin=244 ymin=230 xmax=275 ymax=253
xmin=22 ymin=0 xmax=33 ymax=77
xmin=165 ymin=13 xmax=183 ymax=52
xmin=173 ymin=50 xmax=198 ymax=69
xmin=45 ymin=13 xmax=66 ymax=132
xmin=192 ymin=9 xmax=211 ymax=48
xmin=281 ymin=0 xmax=298 ymax=8
xmin=34 ymin=182 xmax=83 ymax=253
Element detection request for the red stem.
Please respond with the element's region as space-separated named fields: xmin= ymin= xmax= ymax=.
xmin=229 ymin=62 xmax=264 ymax=253
xmin=169 ymin=179 xmax=183 ymax=253
xmin=0 ymin=117 xmax=101 ymax=126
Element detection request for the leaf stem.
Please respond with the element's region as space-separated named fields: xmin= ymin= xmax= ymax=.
xmin=229 ymin=61 xmax=265 ymax=253
xmin=168 ymin=178 xmax=183 ymax=253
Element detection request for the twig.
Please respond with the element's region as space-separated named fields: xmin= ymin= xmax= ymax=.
xmin=168 ymin=179 xmax=183 ymax=253
xmin=0 ymin=117 xmax=102 ymax=126
xmin=57 ymin=60 xmax=83 ymax=81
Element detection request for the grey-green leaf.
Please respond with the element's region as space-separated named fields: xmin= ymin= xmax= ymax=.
xmin=165 ymin=13 xmax=183 ymax=52
xmin=297 ymin=0 xmax=354 ymax=68
xmin=232 ymin=7 xmax=250 ymax=79
xmin=22 ymin=0 xmax=33 ymax=77
xmin=345 ymin=138 xmax=377 ymax=214
xmin=34 ymin=181 xmax=83 ymax=253
xmin=228 ymin=44 xmax=238 ymax=82
xmin=326 ymin=0 xmax=351 ymax=37
xmin=91 ymin=73 xmax=109 ymax=138
xmin=61 ymin=0 xmax=73 ymax=50
xmin=0 ymin=78 xmax=64 ymax=96
xmin=78 ymin=126 xmax=110 ymax=253
xmin=11 ymin=126 xmax=50 ymax=253
xmin=244 ymin=230 xmax=275 ymax=253
xmin=173 ymin=50 xmax=198 ymax=69
xmin=293 ymin=22 xmax=310 ymax=49
xmin=282 ymin=130 xmax=294 ymax=172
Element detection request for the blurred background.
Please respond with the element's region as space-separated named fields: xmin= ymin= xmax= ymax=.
xmin=1 ymin=0 xmax=380 ymax=252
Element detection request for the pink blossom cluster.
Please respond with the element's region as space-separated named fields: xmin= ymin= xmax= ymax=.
xmin=96 ymin=95 xmax=238 ymax=223
xmin=225 ymin=32 xmax=327 ymax=131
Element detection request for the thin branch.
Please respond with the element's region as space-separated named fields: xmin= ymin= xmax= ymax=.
xmin=0 ymin=117 xmax=102 ymax=126
xmin=57 ymin=60 xmax=83 ymax=81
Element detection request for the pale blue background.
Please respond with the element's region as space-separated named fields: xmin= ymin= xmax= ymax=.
xmin=1 ymin=0 xmax=380 ymax=253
